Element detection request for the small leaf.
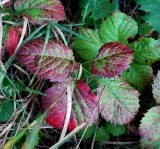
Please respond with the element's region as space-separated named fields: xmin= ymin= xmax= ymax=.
xmin=17 ymin=39 xmax=79 ymax=82
xmin=0 ymin=99 xmax=14 ymax=122
xmin=42 ymin=81 xmax=98 ymax=131
xmin=95 ymin=126 xmax=110 ymax=141
xmin=97 ymin=77 xmax=140 ymax=125
xmin=74 ymin=29 xmax=103 ymax=61
xmin=130 ymin=38 xmax=160 ymax=65
xmin=139 ymin=106 xmax=160 ymax=141
xmin=99 ymin=11 xmax=138 ymax=43
xmin=14 ymin=0 xmax=66 ymax=25
xmin=106 ymin=121 xmax=126 ymax=137
xmin=140 ymin=138 xmax=160 ymax=149
xmin=91 ymin=42 xmax=133 ymax=78
xmin=122 ymin=63 xmax=153 ymax=91
xmin=138 ymin=23 xmax=153 ymax=36
xmin=152 ymin=71 xmax=160 ymax=104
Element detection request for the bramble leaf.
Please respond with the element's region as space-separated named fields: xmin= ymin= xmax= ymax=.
xmin=74 ymin=29 xmax=103 ymax=61
xmin=14 ymin=0 xmax=66 ymax=25
xmin=152 ymin=71 xmax=160 ymax=104
xmin=97 ymin=77 xmax=140 ymax=125
xmin=91 ymin=42 xmax=133 ymax=78
xmin=17 ymin=39 xmax=79 ymax=82
xmin=42 ymin=81 xmax=98 ymax=131
xmin=140 ymin=138 xmax=160 ymax=149
xmin=137 ymin=0 xmax=160 ymax=32
xmin=122 ymin=63 xmax=153 ymax=91
xmin=95 ymin=126 xmax=110 ymax=141
xmin=139 ymin=106 xmax=160 ymax=142
xmin=130 ymin=38 xmax=160 ymax=65
xmin=99 ymin=12 xmax=138 ymax=43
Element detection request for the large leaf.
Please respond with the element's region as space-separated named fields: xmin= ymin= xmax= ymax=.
xmin=14 ymin=0 xmax=66 ymax=25
xmin=97 ymin=77 xmax=140 ymax=125
xmin=42 ymin=81 xmax=98 ymax=131
xmin=74 ymin=29 xmax=103 ymax=61
xmin=122 ymin=63 xmax=153 ymax=91
xmin=130 ymin=38 xmax=160 ymax=65
xmin=17 ymin=39 xmax=79 ymax=82
xmin=137 ymin=0 xmax=160 ymax=32
xmin=99 ymin=12 xmax=138 ymax=43
xmin=152 ymin=71 xmax=160 ymax=104
xmin=139 ymin=106 xmax=160 ymax=142
xmin=91 ymin=42 xmax=133 ymax=78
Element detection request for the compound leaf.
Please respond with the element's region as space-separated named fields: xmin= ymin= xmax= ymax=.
xmin=97 ymin=77 xmax=140 ymax=125
xmin=91 ymin=42 xmax=133 ymax=78
xmin=99 ymin=12 xmax=138 ymax=43
xmin=17 ymin=39 xmax=79 ymax=82
xmin=14 ymin=0 xmax=66 ymax=25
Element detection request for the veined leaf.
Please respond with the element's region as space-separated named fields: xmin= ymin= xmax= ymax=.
xmin=97 ymin=77 xmax=140 ymax=125
xmin=122 ymin=63 xmax=153 ymax=91
xmin=91 ymin=42 xmax=133 ymax=78
xmin=139 ymin=106 xmax=160 ymax=141
xmin=17 ymin=39 xmax=79 ymax=82
xmin=41 ymin=81 xmax=98 ymax=131
xmin=137 ymin=0 xmax=160 ymax=32
xmin=140 ymin=138 xmax=160 ymax=149
xmin=99 ymin=11 xmax=138 ymax=43
xmin=130 ymin=38 xmax=160 ymax=65
xmin=152 ymin=71 xmax=160 ymax=104
xmin=95 ymin=126 xmax=110 ymax=141
xmin=74 ymin=29 xmax=103 ymax=61
xmin=14 ymin=0 xmax=66 ymax=25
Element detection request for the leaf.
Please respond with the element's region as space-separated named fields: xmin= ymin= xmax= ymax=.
xmin=130 ymin=38 xmax=160 ymax=65
xmin=4 ymin=26 xmax=22 ymax=56
xmin=14 ymin=0 xmax=66 ymax=25
xmin=140 ymin=138 xmax=160 ymax=149
xmin=0 ymin=99 xmax=14 ymax=122
xmin=138 ymin=23 xmax=153 ymax=36
xmin=74 ymin=29 xmax=104 ymax=61
xmin=139 ymin=106 xmax=160 ymax=141
xmin=99 ymin=11 xmax=138 ymax=43
xmin=137 ymin=0 xmax=160 ymax=32
xmin=95 ymin=126 xmax=110 ymax=141
xmin=17 ymin=39 xmax=79 ymax=82
xmin=41 ymin=81 xmax=98 ymax=131
xmin=97 ymin=77 xmax=140 ymax=125
xmin=152 ymin=71 xmax=160 ymax=104
xmin=91 ymin=42 xmax=133 ymax=78
xmin=122 ymin=63 xmax=153 ymax=91
xmin=106 ymin=121 xmax=126 ymax=137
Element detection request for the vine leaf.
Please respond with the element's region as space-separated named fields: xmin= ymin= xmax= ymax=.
xmin=17 ymin=39 xmax=79 ymax=82
xmin=139 ymin=106 xmax=160 ymax=141
xmin=152 ymin=71 xmax=160 ymax=104
xmin=4 ymin=26 xmax=22 ymax=56
xmin=99 ymin=11 xmax=138 ymax=43
xmin=14 ymin=0 xmax=66 ymax=25
xmin=97 ymin=77 xmax=140 ymax=125
xmin=130 ymin=38 xmax=160 ymax=65
xmin=91 ymin=42 xmax=133 ymax=78
xmin=41 ymin=81 xmax=98 ymax=131
xmin=122 ymin=63 xmax=153 ymax=91
xmin=74 ymin=29 xmax=103 ymax=61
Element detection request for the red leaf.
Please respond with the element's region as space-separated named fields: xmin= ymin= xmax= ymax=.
xmin=17 ymin=39 xmax=79 ymax=82
xmin=42 ymin=81 xmax=98 ymax=131
xmin=91 ymin=42 xmax=133 ymax=78
xmin=4 ymin=26 xmax=22 ymax=56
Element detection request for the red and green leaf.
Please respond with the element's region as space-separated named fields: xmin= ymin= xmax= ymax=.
xmin=42 ymin=81 xmax=98 ymax=131
xmin=14 ymin=0 xmax=66 ymax=25
xmin=91 ymin=42 xmax=133 ymax=78
xmin=17 ymin=39 xmax=79 ymax=82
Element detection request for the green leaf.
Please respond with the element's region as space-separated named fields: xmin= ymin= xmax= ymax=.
xmin=137 ymin=0 xmax=160 ymax=32
xmin=130 ymin=38 xmax=160 ymax=65
xmin=138 ymin=23 xmax=153 ymax=36
xmin=95 ymin=126 xmax=110 ymax=141
xmin=106 ymin=121 xmax=126 ymax=137
xmin=78 ymin=124 xmax=96 ymax=140
xmin=140 ymin=138 xmax=160 ymax=149
xmin=99 ymin=11 xmax=138 ymax=44
xmin=122 ymin=63 xmax=153 ymax=91
xmin=0 ymin=99 xmax=14 ymax=122
xmin=74 ymin=29 xmax=103 ymax=61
